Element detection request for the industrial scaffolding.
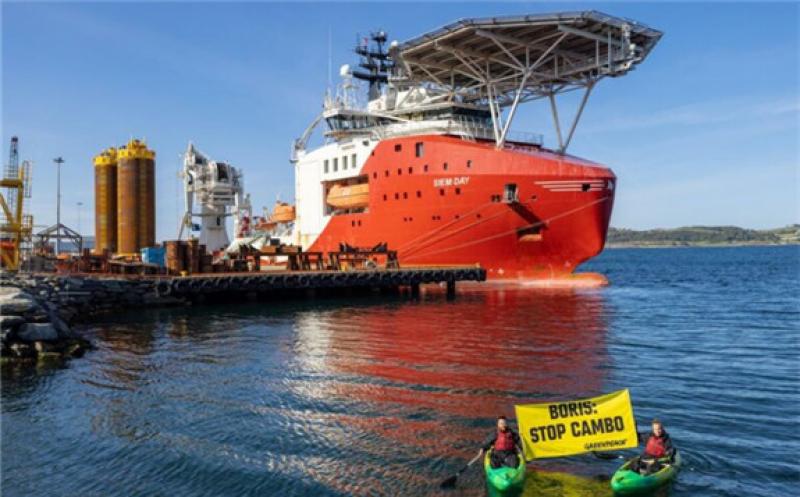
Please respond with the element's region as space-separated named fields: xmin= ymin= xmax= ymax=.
xmin=1 ymin=137 xmax=33 ymax=270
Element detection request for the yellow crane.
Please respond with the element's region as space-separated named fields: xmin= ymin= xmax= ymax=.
xmin=1 ymin=137 xmax=32 ymax=270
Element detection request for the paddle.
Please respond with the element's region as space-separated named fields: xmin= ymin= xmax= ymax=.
xmin=440 ymin=451 xmax=483 ymax=489
xmin=592 ymin=451 xmax=626 ymax=460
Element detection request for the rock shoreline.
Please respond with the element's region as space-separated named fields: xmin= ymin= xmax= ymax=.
xmin=1 ymin=284 xmax=91 ymax=362
xmin=1 ymin=273 xmax=184 ymax=363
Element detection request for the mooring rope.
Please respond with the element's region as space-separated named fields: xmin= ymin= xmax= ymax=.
xmin=404 ymin=196 xmax=611 ymax=260
xmin=395 ymin=200 xmax=496 ymax=252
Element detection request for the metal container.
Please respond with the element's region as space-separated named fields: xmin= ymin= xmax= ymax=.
xmin=141 ymin=246 xmax=165 ymax=267
xmin=93 ymin=148 xmax=117 ymax=253
xmin=116 ymin=144 xmax=140 ymax=255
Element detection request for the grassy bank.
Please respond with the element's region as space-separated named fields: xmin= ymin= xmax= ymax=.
xmin=606 ymin=225 xmax=799 ymax=248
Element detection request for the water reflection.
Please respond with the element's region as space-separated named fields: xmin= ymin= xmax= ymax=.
xmin=289 ymin=284 xmax=610 ymax=495
xmin=2 ymin=284 xmax=610 ymax=497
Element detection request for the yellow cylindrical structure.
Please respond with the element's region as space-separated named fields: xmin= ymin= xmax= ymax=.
xmin=117 ymin=145 xmax=140 ymax=255
xmin=116 ymin=139 xmax=156 ymax=255
xmin=93 ymin=148 xmax=117 ymax=253
xmin=138 ymin=153 xmax=156 ymax=249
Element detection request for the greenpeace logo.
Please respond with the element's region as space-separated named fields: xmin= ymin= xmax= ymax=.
xmin=584 ymin=439 xmax=628 ymax=451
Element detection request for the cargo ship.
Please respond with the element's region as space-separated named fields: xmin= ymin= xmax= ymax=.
xmin=290 ymin=12 xmax=662 ymax=281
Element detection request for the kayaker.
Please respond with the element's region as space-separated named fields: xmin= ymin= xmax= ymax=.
xmin=631 ymin=419 xmax=676 ymax=474
xmin=480 ymin=416 xmax=523 ymax=469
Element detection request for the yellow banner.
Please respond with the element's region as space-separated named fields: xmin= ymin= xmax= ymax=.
xmin=515 ymin=389 xmax=638 ymax=459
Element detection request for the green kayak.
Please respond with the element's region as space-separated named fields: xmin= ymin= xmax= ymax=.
xmin=610 ymin=452 xmax=682 ymax=495
xmin=484 ymin=449 xmax=526 ymax=492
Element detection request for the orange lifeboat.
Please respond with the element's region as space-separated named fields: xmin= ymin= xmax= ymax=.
xmin=326 ymin=183 xmax=369 ymax=209
xmin=270 ymin=202 xmax=296 ymax=223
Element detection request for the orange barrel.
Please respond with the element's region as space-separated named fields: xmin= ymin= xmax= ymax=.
xmin=93 ymin=147 xmax=117 ymax=253
xmin=187 ymin=238 xmax=200 ymax=274
xmin=164 ymin=240 xmax=183 ymax=274
xmin=116 ymin=144 xmax=140 ymax=255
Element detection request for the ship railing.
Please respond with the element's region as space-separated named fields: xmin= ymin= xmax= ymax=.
xmin=369 ymin=116 xmax=543 ymax=147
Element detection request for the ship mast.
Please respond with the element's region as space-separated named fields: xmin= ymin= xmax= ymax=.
xmin=352 ymin=31 xmax=395 ymax=101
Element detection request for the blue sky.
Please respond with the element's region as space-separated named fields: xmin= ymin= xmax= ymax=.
xmin=2 ymin=2 xmax=798 ymax=240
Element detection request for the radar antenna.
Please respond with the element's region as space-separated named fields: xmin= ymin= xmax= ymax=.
xmin=352 ymin=31 xmax=395 ymax=101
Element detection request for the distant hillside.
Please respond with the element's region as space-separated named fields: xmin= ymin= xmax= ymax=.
xmin=607 ymin=225 xmax=800 ymax=247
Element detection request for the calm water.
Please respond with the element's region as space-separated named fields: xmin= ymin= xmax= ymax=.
xmin=2 ymin=246 xmax=799 ymax=496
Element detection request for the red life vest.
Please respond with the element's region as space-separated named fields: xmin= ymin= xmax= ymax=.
xmin=645 ymin=435 xmax=667 ymax=458
xmin=494 ymin=430 xmax=515 ymax=451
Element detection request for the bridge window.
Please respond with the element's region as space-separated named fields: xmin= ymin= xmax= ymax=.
xmin=352 ymin=153 xmax=357 ymax=169
xmin=333 ymin=158 xmax=338 ymax=172
xmin=415 ymin=142 xmax=424 ymax=157
xmin=324 ymin=160 xmax=329 ymax=174
xmin=342 ymin=155 xmax=348 ymax=170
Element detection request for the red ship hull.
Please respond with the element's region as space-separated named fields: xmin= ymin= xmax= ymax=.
xmin=309 ymin=135 xmax=615 ymax=281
